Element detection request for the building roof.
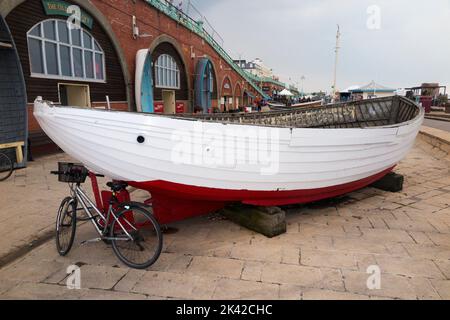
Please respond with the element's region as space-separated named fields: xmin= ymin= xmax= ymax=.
xmin=279 ymin=89 xmax=293 ymax=96
xmin=341 ymin=85 xmax=361 ymax=93
xmin=350 ymin=81 xmax=396 ymax=93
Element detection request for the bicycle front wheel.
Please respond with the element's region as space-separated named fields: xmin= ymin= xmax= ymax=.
xmin=110 ymin=205 xmax=162 ymax=269
xmin=56 ymin=197 xmax=77 ymax=256
xmin=0 ymin=153 xmax=13 ymax=182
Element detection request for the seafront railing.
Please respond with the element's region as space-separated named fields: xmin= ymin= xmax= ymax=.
xmin=244 ymin=72 xmax=286 ymax=88
xmin=145 ymin=0 xmax=284 ymax=99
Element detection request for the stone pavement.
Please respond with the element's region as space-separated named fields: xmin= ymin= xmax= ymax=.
xmin=0 ymin=135 xmax=450 ymax=300
xmin=0 ymin=153 xmax=113 ymax=265
xmin=424 ymin=119 xmax=450 ymax=132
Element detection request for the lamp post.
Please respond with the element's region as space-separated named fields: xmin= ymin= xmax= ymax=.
xmin=332 ymin=25 xmax=341 ymax=102
xmin=301 ymin=75 xmax=306 ymax=97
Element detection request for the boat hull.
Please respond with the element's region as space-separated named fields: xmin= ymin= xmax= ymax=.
xmin=132 ymin=167 xmax=394 ymax=224
xmin=33 ymin=97 xmax=423 ymax=223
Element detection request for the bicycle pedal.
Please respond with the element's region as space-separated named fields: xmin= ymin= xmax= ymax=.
xmin=80 ymin=238 xmax=102 ymax=246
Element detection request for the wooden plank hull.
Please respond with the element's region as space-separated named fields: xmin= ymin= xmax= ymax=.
xmin=34 ymin=96 xmax=423 ymax=221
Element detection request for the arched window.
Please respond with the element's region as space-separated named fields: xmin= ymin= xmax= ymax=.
xmin=154 ymin=54 xmax=180 ymax=89
xmin=27 ymin=19 xmax=105 ymax=82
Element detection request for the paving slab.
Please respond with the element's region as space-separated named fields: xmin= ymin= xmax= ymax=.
xmin=0 ymin=138 xmax=450 ymax=300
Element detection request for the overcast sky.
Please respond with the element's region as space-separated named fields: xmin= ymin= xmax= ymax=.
xmin=190 ymin=0 xmax=450 ymax=93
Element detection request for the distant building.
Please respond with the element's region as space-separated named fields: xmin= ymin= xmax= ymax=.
xmin=349 ymin=81 xmax=396 ymax=100
xmin=234 ymin=58 xmax=273 ymax=78
xmin=405 ymin=83 xmax=446 ymax=100
xmin=234 ymin=58 xmax=285 ymax=100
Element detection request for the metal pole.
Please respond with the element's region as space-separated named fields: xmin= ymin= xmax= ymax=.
xmin=332 ymin=25 xmax=341 ymax=101
xmin=301 ymin=76 xmax=305 ymax=97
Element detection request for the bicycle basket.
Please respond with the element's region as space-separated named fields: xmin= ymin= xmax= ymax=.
xmin=57 ymin=162 xmax=88 ymax=183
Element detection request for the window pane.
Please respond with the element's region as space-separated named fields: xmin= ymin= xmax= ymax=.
xmin=84 ymin=51 xmax=94 ymax=78
xmin=43 ymin=20 xmax=56 ymax=40
xmin=45 ymin=42 xmax=58 ymax=75
xmin=83 ymin=31 xmax=92 ymax=49
xmin=157 ymin=67 xmax=161 ymax=86
xmin=95 ymin=53 xmax=103 ymax=80
xmin=58 ymin=21 xmax=69 ymax=44
xmin=162 ymin=67 xmax=166 ymax=86
xmin=29 ymin=38 xmax=44 ymax=73
xmin=29 ymin=24 xmax=41 ymax=37
xmin=94 ymin=41 xmax=101 ymax=52
xmin=71 ymin=29 xmax=81 ymax=46
xmin=73 ymin=48 xmax=83 ymax=77
xmin=60 ymin=45 xmax=72 ymax=76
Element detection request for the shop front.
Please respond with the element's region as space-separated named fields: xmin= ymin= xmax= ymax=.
xmin=195 ymin=57 xmax=217 ymax=113
xmin=151 ymin=41 xmax=189 ymax=114
xmin=220 ymin=76 xmax=233 ymax=112
xmin=3 ymin=0 xmax=128 ymax=155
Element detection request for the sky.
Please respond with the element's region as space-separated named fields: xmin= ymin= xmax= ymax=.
xmin=186 ymin=0 xmax=450 ymax=93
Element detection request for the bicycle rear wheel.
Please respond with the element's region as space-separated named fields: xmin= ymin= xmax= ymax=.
xmin=110 ymin=205 xmax=162 ymax=269
xmin=0 ymin=153 xmax=13 ymax=182
xmin=56 ymin=197 xmax=77 ymax=256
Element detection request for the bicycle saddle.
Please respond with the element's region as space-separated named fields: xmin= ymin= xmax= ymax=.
xmin=107 ymin=181 xmax=128 ymax=192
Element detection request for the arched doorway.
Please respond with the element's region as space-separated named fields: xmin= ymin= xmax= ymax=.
xmin=195 ymin=58 xmax=217 ymax=113
xmin=4 ymin=0 xmax=128 ymax=156
xmin=234 ymin=83 xmax=242 ymax=110
xmin=151 ymin=41 xmax=188 ymax=114
xmin=220 ymin=76 xmax=233 ymax=112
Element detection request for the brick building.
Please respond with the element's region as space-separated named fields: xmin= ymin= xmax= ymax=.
xmin=0 ymin=0 xmax=264 ymax=156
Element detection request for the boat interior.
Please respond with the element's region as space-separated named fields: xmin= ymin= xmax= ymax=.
xmin=175 ymin=96 xmax=421 ymax=129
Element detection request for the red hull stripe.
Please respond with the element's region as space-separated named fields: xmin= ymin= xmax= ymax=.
xmin=129 ymin=166 xmax=394 ymax=207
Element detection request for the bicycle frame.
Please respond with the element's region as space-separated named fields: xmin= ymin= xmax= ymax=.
xmin=70 ymin=183 xmax=136 ymax=242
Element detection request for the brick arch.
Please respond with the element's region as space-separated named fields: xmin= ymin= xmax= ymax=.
xmin=149 ymin=34 xmax=191 ymax=111
xmin=220 ymin=75 xmax=234 ymax=111
xmin=194 ymin=56 xmax=220 ymax=113
xmin=1 ymin=0 xmax=132 ymax=110
xmin=199 ymin=55 xmax=220 ymax=103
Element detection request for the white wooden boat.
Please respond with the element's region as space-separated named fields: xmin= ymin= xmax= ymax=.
xmin=34 ymin=96 xmax=423 ymax=223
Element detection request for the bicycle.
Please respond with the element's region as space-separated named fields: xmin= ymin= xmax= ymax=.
xmin=51 ymin=162 xmax=163 ymax=269
xmin=0 ymin=152 xmax=13 ymax=182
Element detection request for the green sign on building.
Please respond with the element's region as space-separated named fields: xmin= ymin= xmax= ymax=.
xmin=42 ymin=0 xmax=94 ymax=29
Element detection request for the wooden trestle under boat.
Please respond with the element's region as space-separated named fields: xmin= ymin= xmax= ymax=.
xmin=34 ymin=96 xmax=424 ymax=224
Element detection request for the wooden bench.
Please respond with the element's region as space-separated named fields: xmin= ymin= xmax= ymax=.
xmin=0 ymin=141 xmax=24 ymax=163
xmin=0 ymin=41 xmax=13 ymax=48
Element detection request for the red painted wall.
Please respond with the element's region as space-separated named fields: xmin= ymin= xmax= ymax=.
xmin=8 ymin=0 xmax=263 ymax=156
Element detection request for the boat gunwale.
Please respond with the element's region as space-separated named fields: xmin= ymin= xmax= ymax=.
xmin=34 ymin=96 xmax=424 ymax=131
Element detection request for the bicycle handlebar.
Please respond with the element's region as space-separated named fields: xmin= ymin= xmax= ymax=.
xmin=50 ymin=170 xmax=105 ymax=178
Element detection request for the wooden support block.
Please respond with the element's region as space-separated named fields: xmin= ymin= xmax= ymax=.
xmin=221 ymin=204 xmax=287 ymax=238
xmin=371 ymin=172 xmax=404 ymax=192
